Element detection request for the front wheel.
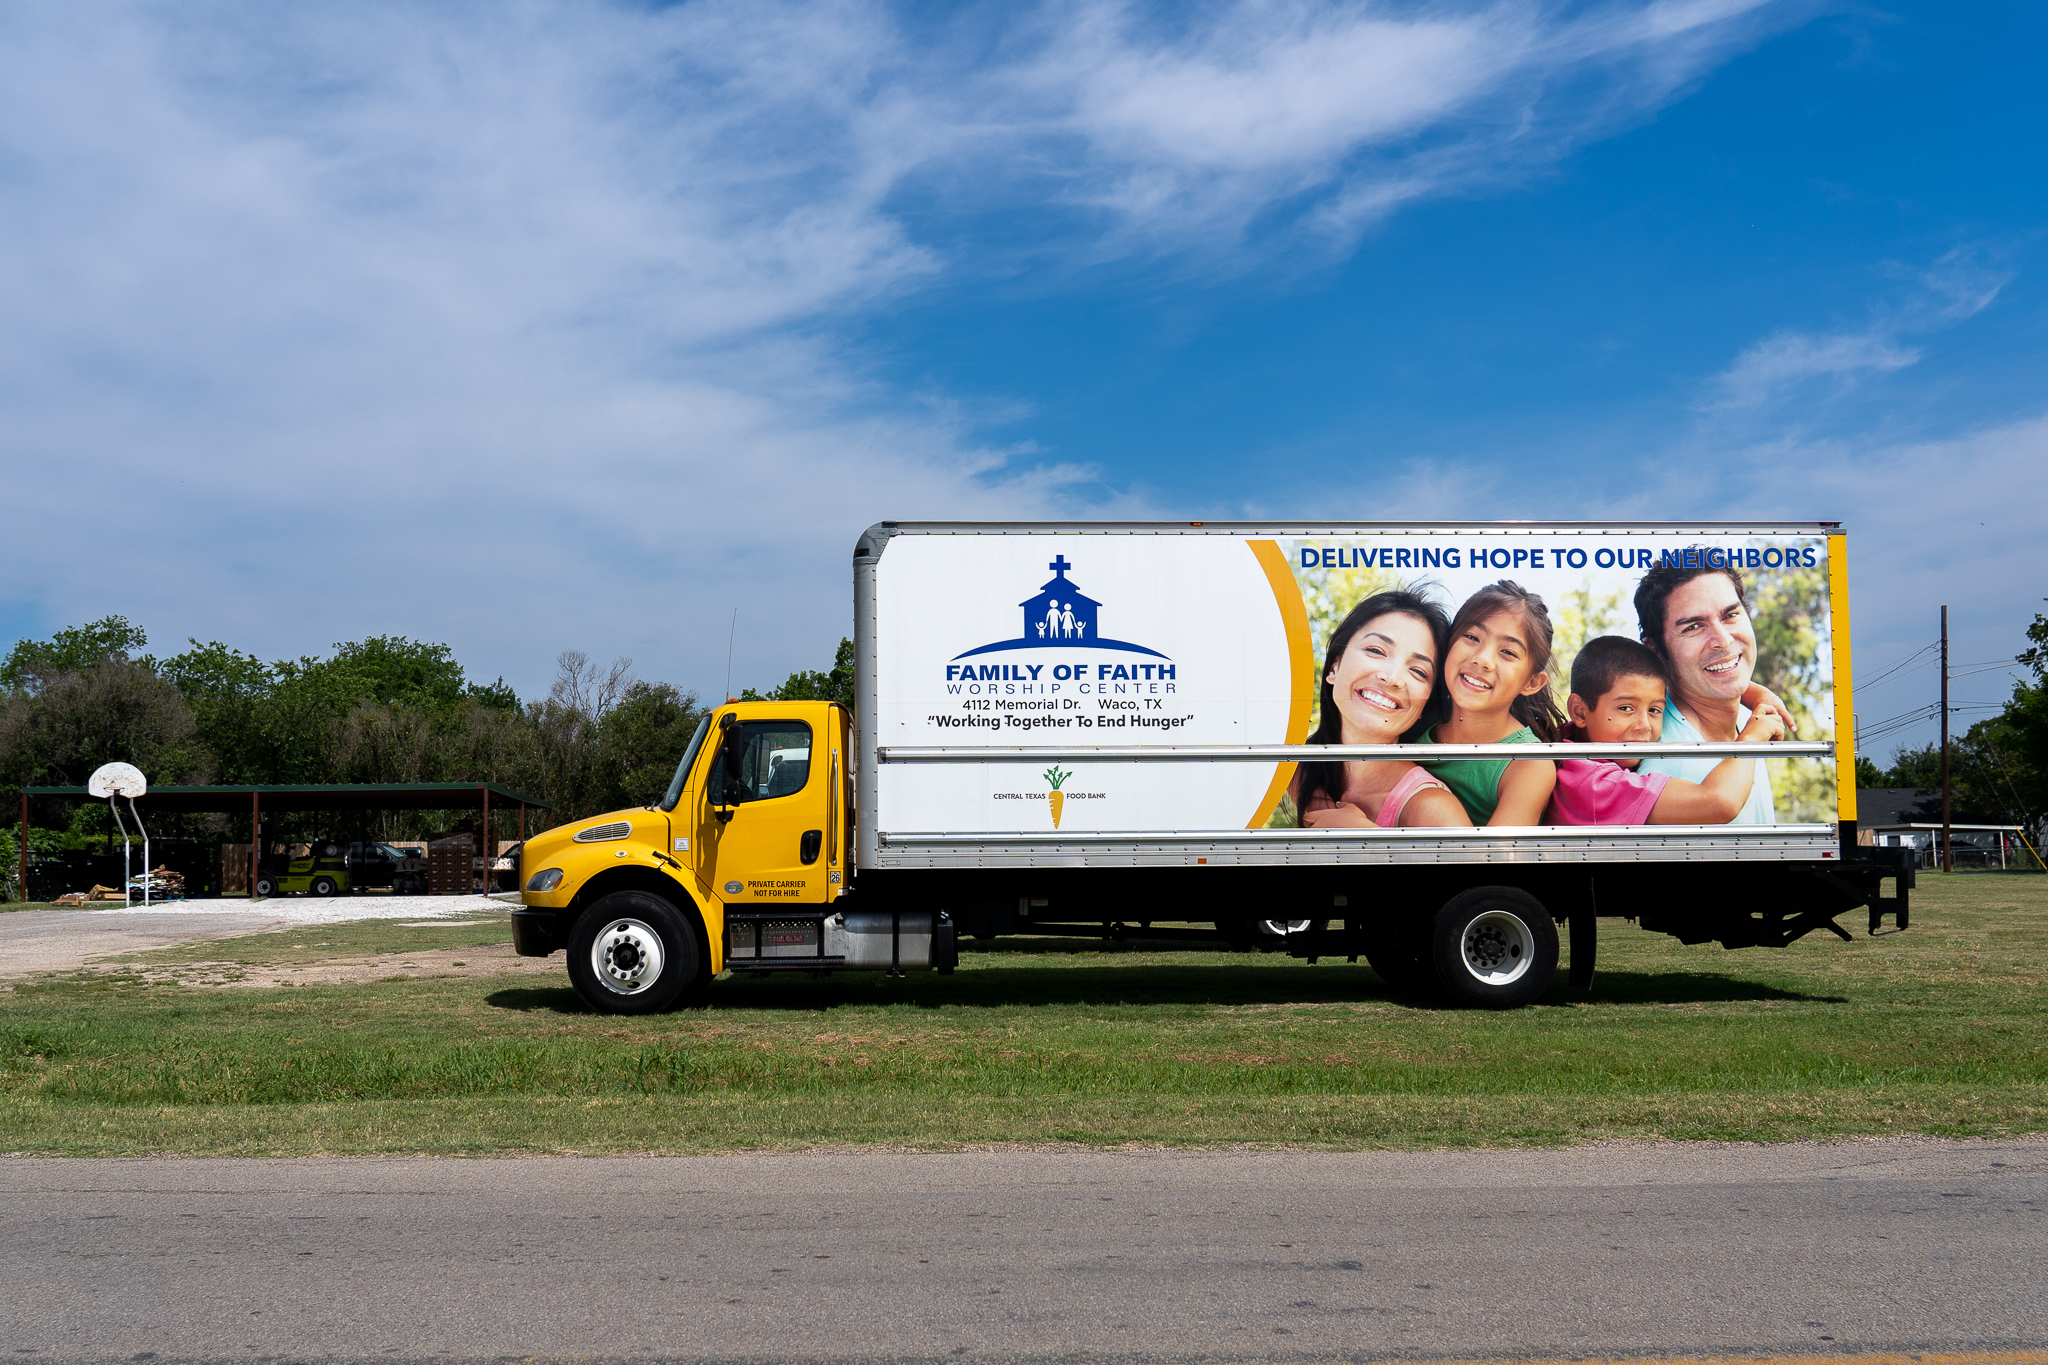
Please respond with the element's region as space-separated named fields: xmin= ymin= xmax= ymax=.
xmin=254 ymin=875 xmax=277 ymax=898
xmin=1431 ymin=887 xmax=1558 ymax=1009
xmin=565 ymin=892 xmax=706 ymax=1015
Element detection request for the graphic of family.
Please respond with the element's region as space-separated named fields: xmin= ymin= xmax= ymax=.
xmin=1036 ymin=602 xmax=1089 ymax=640
xmin=1288 ymin=553 xmax=1798 ymax=829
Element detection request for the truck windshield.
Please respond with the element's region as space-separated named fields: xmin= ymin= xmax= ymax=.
xmin=658 ymin=714 xmax=714 ymax=812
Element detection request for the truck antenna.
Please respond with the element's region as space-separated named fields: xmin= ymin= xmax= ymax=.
xmin=725 ymin=608 xmax=738 ymax=703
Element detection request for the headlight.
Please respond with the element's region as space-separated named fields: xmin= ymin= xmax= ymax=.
xmin=525 ymin=868 xmax=565 ymax=892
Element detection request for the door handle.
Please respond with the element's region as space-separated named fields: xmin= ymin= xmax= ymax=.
xmin=800 ymin=830 xmax=823 ymax=865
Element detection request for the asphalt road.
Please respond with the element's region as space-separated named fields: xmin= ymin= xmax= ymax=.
xmin=3 ymin=1137 xmax=2044 ymax=1363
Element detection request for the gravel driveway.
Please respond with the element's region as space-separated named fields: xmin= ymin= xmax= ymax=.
xmin=0 ymin=894 xmax=510 ymax=980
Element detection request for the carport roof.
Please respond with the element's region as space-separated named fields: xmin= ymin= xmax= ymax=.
xmin=22 ymin=782 xmax=550 ymax=814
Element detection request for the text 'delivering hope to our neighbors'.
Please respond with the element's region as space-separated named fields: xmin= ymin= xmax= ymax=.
xmin=1298 ymin=544 xmax=1821 ymax=571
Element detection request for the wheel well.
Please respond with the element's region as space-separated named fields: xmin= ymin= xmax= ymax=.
xmin=569 ymin=869 xmax=707 ymax=944
xmin=571 ymin=866 xmax=696 ymax=912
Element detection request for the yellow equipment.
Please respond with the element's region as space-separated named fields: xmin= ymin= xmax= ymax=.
xmin=255 ymin=840 xmax=351 ymax=898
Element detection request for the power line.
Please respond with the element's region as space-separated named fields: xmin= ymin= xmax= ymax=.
xmin=1854 ymin=641 xmax=1939 ymax=692
xmin=1857 ymin=656 xmax=1938 ymax=695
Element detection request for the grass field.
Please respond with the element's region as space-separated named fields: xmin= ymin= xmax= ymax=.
xmin=2 ymin=871 xmax=2043 ymax=1156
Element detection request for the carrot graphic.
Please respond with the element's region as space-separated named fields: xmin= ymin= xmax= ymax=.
xmin=1043 ymin=765 xmax=1072 ymax=828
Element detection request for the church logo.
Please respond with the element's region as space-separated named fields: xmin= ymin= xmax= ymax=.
xmin=954 ymin=555 xmax=1169 ymax=660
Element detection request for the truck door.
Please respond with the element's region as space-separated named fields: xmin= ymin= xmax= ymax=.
xmin=706 ymin=718 xmax=831 ymax=907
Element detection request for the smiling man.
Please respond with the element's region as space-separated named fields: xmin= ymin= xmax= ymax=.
xmin=1631 ymin=556 xmax=1779 ymax=824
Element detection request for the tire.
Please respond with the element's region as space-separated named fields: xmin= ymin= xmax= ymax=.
xmin=310 ymin=876 xmax=337 ymax=897
xmin=1361 ymin=918 xmax=1437 ymax=995
xmin=565 ymin=891 xmax=706 ymax=1015
xmin=1430 ymin=887 xmax=1558 ymax=1009
xmin=254 ymin=876 xmax=277 ymax=898
xmin=1218 ymin=918 xmax=1326 ymax=952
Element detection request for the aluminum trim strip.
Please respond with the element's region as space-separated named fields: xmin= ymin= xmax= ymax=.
xmin=881 ymin=824 xmax=1833 ymax=846
xmin=867 ymin=847 xmax=1831 ymax=869
xmin=878 ymin=742 xmax=1833 ymax=762
xmin=862 ymin=521 xmax=1842 ymax=536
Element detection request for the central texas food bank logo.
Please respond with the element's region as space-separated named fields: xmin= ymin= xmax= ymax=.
xmin=953 ymin=555 xmax=1169 ymax=661
xmin=1042 ymin=764 xmax=1071 ymax=827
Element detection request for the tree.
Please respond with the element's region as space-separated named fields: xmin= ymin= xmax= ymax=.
xmin=1883 ymin=744 xmax=1943 ymax=790
xmin=743 ymin=638 xmax=856 ymax=709
xmin=0 ymin=659 xmax=204 ymax=789
xmin=0 ymin=616 xmax=150 ymax=692
xmin=1994 ymin=601 xmax=2048 ymax=826
xmin=0 ymin=615 xmax=742 ymax=834
xmin=160 ymin=640 xmax=278 ymax=783
xmin=602 ymin=682 xmax=707 ymax=808
xmin=312 ymin=636 xmax=469 ymax=711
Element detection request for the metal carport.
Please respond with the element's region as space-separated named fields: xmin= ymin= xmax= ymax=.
xmin=19 ymin=782 xmax=551 ymax=900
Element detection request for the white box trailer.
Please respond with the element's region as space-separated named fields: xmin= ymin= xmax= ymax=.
xmin=512 ymin=519 xmax=1910 ymax=1013
xmin=842 ymin=519 xmax=1909 ymax=1007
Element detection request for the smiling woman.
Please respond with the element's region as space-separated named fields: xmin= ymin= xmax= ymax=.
xmin=1288 ymin=589 xmax=1470 ymax=830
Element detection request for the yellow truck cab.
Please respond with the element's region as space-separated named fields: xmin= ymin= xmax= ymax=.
xmin=511 ymin=700 xmax=902 ymax=1013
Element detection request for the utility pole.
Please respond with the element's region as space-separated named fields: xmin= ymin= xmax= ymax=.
xmin=1940 ymin=604 xmax=1952 ymax=874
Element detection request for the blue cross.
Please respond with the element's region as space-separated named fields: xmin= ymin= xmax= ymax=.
xmin=1048 ymin=555 xmax=1072 ymax=575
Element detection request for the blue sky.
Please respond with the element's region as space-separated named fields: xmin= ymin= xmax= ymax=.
xmin=1 ymin=0 xmax=2041 ymax=760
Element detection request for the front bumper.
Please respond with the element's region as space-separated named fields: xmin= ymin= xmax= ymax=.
xmin=510 ymin=909 xmax=567 ymax=958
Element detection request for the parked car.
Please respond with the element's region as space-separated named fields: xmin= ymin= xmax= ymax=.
xmin=348 ymin=841 xmax=430 ymax=895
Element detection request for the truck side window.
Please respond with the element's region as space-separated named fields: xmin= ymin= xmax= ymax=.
xmin=723 ymin=722 xmax=813 ymax=803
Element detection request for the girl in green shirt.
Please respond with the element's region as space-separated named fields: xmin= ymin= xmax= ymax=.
xmin=1419 ymin=581 xmax=1567 ymax=825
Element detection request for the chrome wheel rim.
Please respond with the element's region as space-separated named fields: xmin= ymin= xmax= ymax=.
xmin=1460 ymin=909 xmax=1533 ymax=986
xmin=1259 ymin=919 xmax=1315 ymax=936
xmin=592 ymin=918 xmax=665 ymax=995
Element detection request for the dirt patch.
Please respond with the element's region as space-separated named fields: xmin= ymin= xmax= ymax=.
xmin=77 ymin=939 xmax=562 ymax=989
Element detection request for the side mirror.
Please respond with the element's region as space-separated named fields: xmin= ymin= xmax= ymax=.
xmin=713 ymin=724 xmax=749 ymax=821
xmin=722 ymin=732 xmax=752 ymax=791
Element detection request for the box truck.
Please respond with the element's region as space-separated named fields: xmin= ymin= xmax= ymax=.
xmin=512 ymin=521 xmax=1911 ymax=1013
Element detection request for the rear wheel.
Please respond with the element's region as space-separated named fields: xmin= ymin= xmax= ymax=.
xmin=1430 ymin=887 xmax=1558 ymax=1009
xmin=566 ymin=891 xmax=706 ymax=1015
xmin=310 ymin=876 xmax=338 ymax=897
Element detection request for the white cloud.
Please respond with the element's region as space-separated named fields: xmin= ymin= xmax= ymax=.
xmin=1704 ymin=247 xmax=2010 ymax=413
xmin=1709 ymin=331 xmax=1922 ymax=410
xmin=0 ymin=0 xmax=1799 ymax=695
xmin=1004 ymin=0 xmax=1789 ymax=251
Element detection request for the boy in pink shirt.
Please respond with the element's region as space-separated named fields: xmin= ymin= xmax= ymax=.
xmin=1547 ymin=637 xmax=1784 ymax=825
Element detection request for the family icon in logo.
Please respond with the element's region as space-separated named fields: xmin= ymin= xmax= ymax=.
xmin=954 ymin=555 xmax=1168 ymax=660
